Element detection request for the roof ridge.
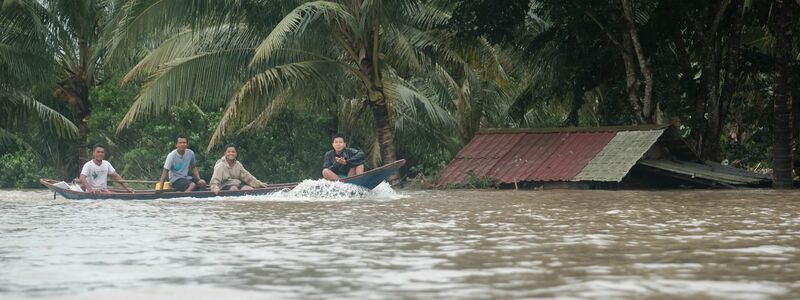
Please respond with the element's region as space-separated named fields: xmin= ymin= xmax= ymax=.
xmin=479 ymin=124 xmax=670 ymax=134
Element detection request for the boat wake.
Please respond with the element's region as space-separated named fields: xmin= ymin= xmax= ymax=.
xmin=238 ymin=179 xmax=405 ymax=202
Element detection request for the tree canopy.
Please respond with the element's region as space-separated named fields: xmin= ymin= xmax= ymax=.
xmin=0 ymin=0 xmax=797 ymax=188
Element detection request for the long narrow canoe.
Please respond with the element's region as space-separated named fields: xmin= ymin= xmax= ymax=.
xmin=41 ymin=159 xmax=405 ymax=200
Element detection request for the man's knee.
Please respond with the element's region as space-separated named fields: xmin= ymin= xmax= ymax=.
xmin=322 ymin=169 xmax=338 ymax=180
xmin=228 ymin=185 xmax=239 ymax=191
xmin=240 ymin=185 xmax=253 ymax=191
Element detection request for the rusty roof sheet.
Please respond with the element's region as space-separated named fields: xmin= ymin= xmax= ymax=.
xmin=573 ymin=129 xmax=665 ymax=182
xmin=490 ymin=132 xmax=616 ymax=182
xmin=438 ymin=130 xmax=616 ymax=185
xmin=438 ymin=133 xmax=525 ymax=185
xmin=438 ymin=125 xmax=765 ymax=187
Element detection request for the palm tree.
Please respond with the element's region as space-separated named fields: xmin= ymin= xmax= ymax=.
xmin=1 ymin=1 xmax=78 ymax=148
xmin=117 ymin=0 xmax=505 ymax=181
xmin=0 ymin=0 xmax=135 ymax=170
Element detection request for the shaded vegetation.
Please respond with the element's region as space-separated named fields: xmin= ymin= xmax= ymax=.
xmin=1 ymin=0 xmax=798 ymax=189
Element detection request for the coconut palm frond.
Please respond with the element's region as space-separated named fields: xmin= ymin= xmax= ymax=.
xmin=109 ymin=0 xmax=234 ymax=58
xmin=117 ymin=48 xmax=254 ymax=132
xmin=122 ymin=25 xmax=260 ymax=84
xmin=382 ymin=24 xmax=425 ymax=75
xmin=207 ymin=59 xmax=353 ymax=148
xmin=251 ymin=1 xmax=353 ymax=66
xmin=385 ymin=74 xmax=455 ymax=133
xmin=0 ymin=1 xmax=57 ymax=86
xmin=121 ymin=29 xmax=199 ymax=84
xmin=0 ymin=43 xmax=56 ymax=86
xmin=1 ymin=91 xmax=78 ymax=138
xmin=394 ymin=0 xmax=451 ymax=29
xmin=473 ymin=37 xmax=509 ymax=85
xmin=238 ymin=91 xmax=294 ymax=134
xmin=0 ymin=127 xmax=16 ymax=146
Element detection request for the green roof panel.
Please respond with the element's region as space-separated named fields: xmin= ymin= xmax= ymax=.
xmin=573 ymin=129 xmax=665 ymax=182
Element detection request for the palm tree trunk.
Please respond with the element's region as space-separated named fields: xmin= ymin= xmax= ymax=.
xmin=370 ymin=98 xmax=400 ymax=185
xmin=460 ymin=78 xmax=483 ymax=143
xmin=56 ymin=77 xmax=91 ymax=169
xmin=371 ymin=101 xmax=397 ymax=164
xmin=772 ymin=0 xmax=795 ymax=189
xmin=77 ymin=110 xmax=90 ymax=165
xmin=358 ymin=29 xmax=400 ymax=184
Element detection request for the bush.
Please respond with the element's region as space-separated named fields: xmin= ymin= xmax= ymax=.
xmin=0 ymin=149 xmax=58 ymax=188
xmin=220 ymin=110 xmax=334 ymax=183
xmin=443 ymin=170 xmax=500 ymax=189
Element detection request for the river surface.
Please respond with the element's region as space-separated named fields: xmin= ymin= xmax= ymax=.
xmin=1 ymin=181 xmax=799 ymax=299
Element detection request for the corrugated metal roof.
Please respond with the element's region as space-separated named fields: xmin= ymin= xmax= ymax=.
xmin=438 ymin=125 xmax=769 ymax=188
xmin=638 ymin=159 xmax=771 ymax=185
xmin=437 ymin=133 xmax=525 ymax=185
xmin=438 ymin=129 xmax=617 ymax=185
xmin=489 ymin=132 xmax=616 ymax=182
xmin=573 ymin=129 xmax=665 ymax=182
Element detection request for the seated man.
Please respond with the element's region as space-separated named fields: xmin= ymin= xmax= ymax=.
xmin=322 ymin=134 xmax=365 ymax=180
xmin=79 ymin=144 xmax=134 ymax=194
xmin=209 ymin=144 xmax=267 ymax=194
xmin=158 ymin=135 xmax=206 ymax=192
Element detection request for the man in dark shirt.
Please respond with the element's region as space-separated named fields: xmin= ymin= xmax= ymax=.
xmin=322 ymin=134 xmax=365 ymax=180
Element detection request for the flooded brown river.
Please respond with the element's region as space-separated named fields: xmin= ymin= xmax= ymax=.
xmin=1 ymin=182 xmax=800 ymax=299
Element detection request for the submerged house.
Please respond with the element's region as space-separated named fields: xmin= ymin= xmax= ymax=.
xmin=438 ymin=125 xmax=771 ymax=189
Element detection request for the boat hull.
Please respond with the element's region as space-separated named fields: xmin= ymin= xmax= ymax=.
xmin=41 ymin=159 xmax=405 ymax=200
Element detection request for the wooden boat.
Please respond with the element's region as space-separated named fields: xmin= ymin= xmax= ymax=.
xmin=41 ymin=159 xmax=405 ymax=200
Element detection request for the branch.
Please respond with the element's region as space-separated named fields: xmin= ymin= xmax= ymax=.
xmin=709 ymin=0 xmax=732 ymax=37
xmin=584 ymin=11 xmax=623 ymax=49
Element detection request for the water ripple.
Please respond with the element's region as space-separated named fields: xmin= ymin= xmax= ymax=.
xmin=1 ymin=188 xmax=800 ymax=299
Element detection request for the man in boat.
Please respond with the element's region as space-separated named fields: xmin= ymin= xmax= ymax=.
xmin=157 ymin=135 xmax=206 ymax=192
xmin=322 ymin=134 xmax=365 ymax=180
xmin=209 ymin=144 xmax=267 ymax=194
xmin=79 ymin=144 xmax=134 ymax=194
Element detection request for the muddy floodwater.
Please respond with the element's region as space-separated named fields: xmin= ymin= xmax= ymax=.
xmin=1 ymin=182 xmax=799 ymax=299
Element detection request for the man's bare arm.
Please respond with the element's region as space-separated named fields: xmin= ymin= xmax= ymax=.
xmin=111 ymin=172 xmax=134 ymax=193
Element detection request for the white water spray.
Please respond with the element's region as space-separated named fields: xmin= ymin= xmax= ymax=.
xmin=238 ymin=179 xmax=406 ymax=202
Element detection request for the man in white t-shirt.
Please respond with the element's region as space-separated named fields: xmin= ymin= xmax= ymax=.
xmin=79 ymin=144 xmax=134 ymax=194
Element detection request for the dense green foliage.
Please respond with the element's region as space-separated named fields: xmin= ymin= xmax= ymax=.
xmin=1 ymin=0 xmax=798 ymax=189
xmin=83 ymin=79 xmax=336 ymax=185
xmin=449 ymin=0 xmax=799 ymax=185
xmin=0 ymin=147 xmax=58 ymax=188
xmin=0 ymin=75 xmax=339 ymax=188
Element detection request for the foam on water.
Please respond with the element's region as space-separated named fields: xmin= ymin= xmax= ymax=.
xmin=236 ymin=179 xmax=406 ymax=202
xmin=717 ymin=245 xmax=797 ymax=255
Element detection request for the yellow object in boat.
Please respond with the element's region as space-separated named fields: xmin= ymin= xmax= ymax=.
xmin=154 ymin=181 xmax=171 ymax=190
